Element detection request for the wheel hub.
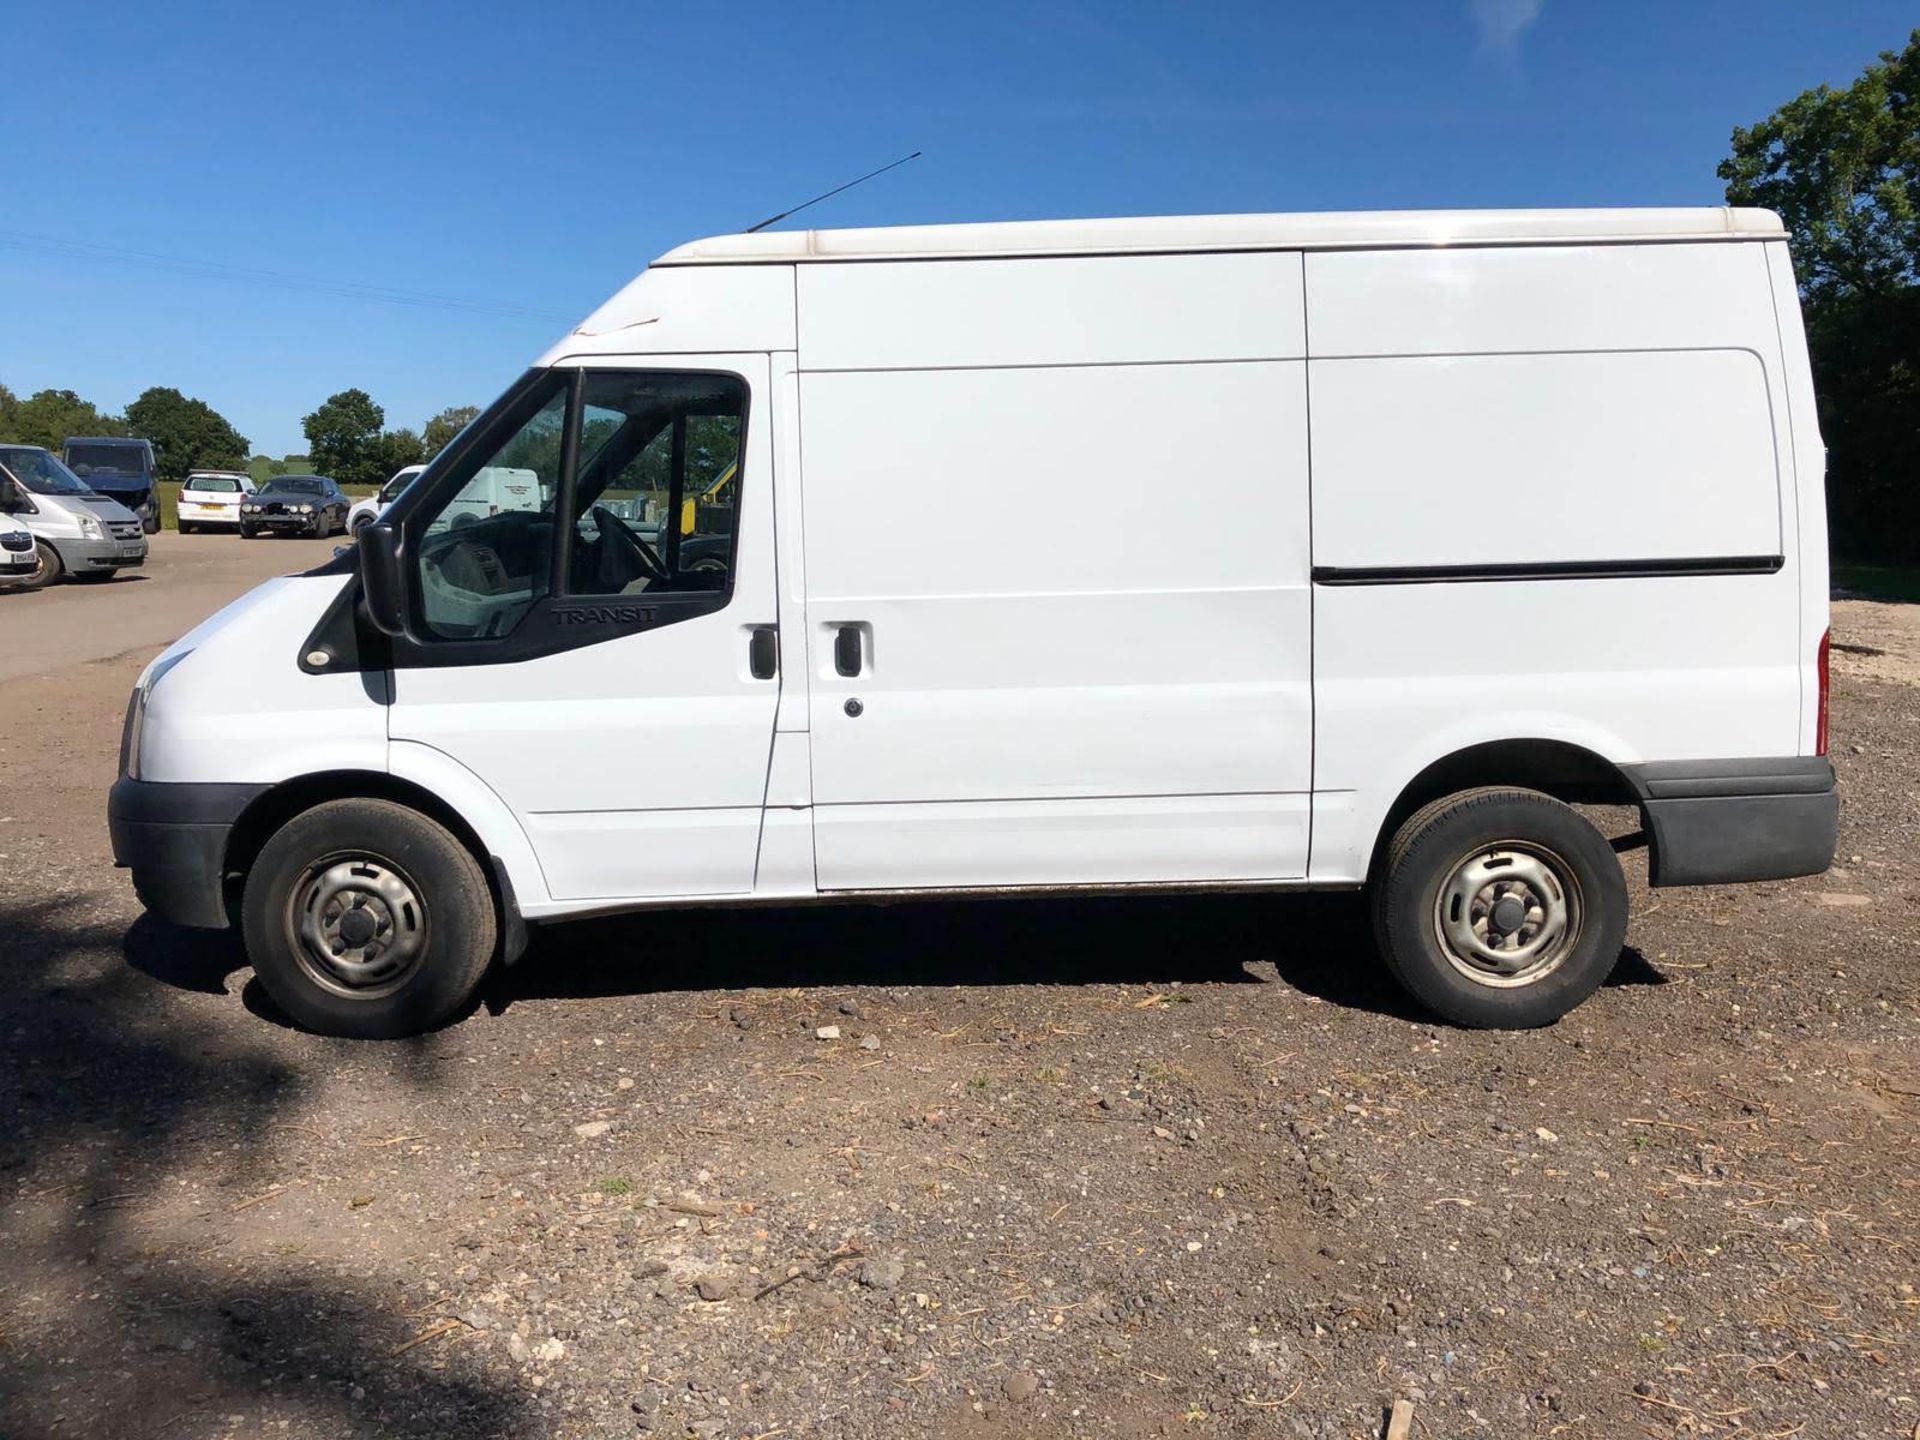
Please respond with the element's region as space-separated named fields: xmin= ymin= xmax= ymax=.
xmin=1434 ymin=845 xmax=1579 ymax=988
xmin=292 ymin=855 xmax=427 ymax=996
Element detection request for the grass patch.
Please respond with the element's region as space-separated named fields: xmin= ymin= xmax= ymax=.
xmin=598 ymin=1177 xmax=634 ymax=1197
xmin=1834 ymin=563 xmax=1920 ymax=604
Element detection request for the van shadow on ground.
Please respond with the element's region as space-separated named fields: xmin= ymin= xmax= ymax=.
xmin=122 ymin=889 xmax=1667 ymax=1032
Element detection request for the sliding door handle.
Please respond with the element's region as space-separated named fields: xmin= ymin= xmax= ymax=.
xmin=833 ymin=624 xmax=863 ymax=677
xmin=748 ymin=625 xmax=778 ymax=680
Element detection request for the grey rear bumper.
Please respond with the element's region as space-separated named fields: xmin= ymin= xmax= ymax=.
xmin=1625 ymin=757 xmax=1838 ymax=887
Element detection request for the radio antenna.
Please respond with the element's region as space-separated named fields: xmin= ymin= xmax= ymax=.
xmin=744 ymin=151 xmax=922 ymax=234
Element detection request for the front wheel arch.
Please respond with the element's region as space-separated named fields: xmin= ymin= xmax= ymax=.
xmin=224 ymin=771 xmax=523 ymax=963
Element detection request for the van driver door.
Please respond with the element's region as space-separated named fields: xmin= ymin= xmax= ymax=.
xmin=384 ymin=355 xmax=781 ymax=904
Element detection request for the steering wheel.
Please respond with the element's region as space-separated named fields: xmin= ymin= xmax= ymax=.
xmin=590 ymin=504 xmax=668 ymax=583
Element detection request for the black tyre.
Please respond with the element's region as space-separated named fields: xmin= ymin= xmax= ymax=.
xmin=348 ymin=514 xmax=370 ymax=536
xmin=242 ymin=799 xmax=498 ymax=1038
xmin=179 ymin=521 xmax=196 ymax=535
xmin=15 ymin=540 xmax=63 ymax=591
xmin=240 ymin=524 xmax=257 ymax=540
xmin=1372 ymin=787 xmax=1627 ymax=1029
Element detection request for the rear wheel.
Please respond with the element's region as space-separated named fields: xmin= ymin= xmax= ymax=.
xmin=179 ymin=521 xmax=196 ymax=535
xmin=1372 ymin=787 xmax=1627 ymax=1029
xmin=242 ymin=799 xmax=498 ymax=1038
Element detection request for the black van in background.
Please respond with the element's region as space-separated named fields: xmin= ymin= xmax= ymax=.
xmin=62 ymin=437 xmax=160 ymax=533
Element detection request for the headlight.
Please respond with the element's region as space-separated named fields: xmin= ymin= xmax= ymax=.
xmin=78 ymin=512 xmax=104 ymax=539
xmin=121 ymin=649 xmax=193 ymax=781
xmin=299 ymin=504 xmax=314 ymax=514
xmin=242 ymin=504 xmax=258 ymax=513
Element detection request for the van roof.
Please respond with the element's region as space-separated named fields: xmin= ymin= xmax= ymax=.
xmin=654 ymin=207 xmax=1785 ymax=266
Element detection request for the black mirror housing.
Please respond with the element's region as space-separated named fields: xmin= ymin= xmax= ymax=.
xmin=358 ymin=524 xmax=408 ymax=637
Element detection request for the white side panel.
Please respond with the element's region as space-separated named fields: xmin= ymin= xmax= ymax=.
xmin=814 ymin=794 xmax=1311 ymax=891
xmin=798 ymin=252 xmax=1304 ymax=370
xmin=1307 ymin=242 xmax=1779 ymax=357
xmin=800 ymin=358 xmax=1312 ymax=887
xmin=1309 ymin=571 xmax=1803 ymax=882
xmin=1313 ymin=350 xmax=1781 ymax=567
xmin=520 ymin=808 xmax=761 ymax=901
xmin=1306 ymin=241 xmax=1805 ymax=882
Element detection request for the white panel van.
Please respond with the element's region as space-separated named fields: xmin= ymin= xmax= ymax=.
xmin=108 ymin=208 xmax=1838 ymax=1038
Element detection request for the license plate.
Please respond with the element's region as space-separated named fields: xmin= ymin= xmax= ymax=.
xmin=118 ymin=543 xmax=145 ymax=558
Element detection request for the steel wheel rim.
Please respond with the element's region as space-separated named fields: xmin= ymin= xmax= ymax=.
xmin=1432 ymin=840 xmax=1582 ymax=989
xmin=285 ymin=849 xmax=429 ymax=1000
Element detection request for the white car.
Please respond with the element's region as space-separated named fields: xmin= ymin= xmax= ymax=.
xmin=347 ymin=465 xmax=425 ymax=535
xmin=0 ymin=509 xmax=36 ymax=581
xmin=109 ymin=206 xmax=1837 ymax=1039
xmin=177 ymin=471 xmax=255 ymax=533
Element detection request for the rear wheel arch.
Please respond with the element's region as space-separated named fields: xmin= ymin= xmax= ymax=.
xmin=1368 ymin=739 xmax=1639 ymax=882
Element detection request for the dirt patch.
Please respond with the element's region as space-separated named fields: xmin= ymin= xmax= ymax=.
xmin=1832 ymin=597 xmax=1920 ymax=687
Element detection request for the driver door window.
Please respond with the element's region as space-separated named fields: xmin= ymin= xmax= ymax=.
xmin=570 ymin=372 xmax=744 ymax=598
xmin=409 ymin=369 xmax=748 ymax=644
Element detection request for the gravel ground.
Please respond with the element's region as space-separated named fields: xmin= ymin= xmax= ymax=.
xmin=0 ymin=571 xmax=1914 ymax=1440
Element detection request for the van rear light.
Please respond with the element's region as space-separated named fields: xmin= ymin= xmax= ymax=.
xmin=1816 ymin=627 xmax=1831 ymax=756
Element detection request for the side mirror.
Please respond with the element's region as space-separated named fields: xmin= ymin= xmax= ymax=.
xmin=358 ymin=523 xmax=408 ymax=638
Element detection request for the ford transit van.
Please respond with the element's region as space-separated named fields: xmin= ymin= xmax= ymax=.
xmin=62 ymin=436 xmax=161 ymax=534
xmin=0 ymin=445 xmax=149 ymax=588
xmin=107 ymin=208 xmax=1839 ymax=1038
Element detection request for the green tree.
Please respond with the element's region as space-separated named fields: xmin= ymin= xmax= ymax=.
xmin=422 ymin=405 xmax=480 ymax=457
xmin=371 ymin=427 xmax=426 ymax=480
xmin=1720 ymin=29 xmax=1920 ymax=562
xmin=9 ymin=388 xmax=125 ymax=450
xmin=301 ymin=389 xmax=386 ymax=488
xmin=0 ymin=383 xmax=18 ymax=441
xmin=123 ymin=386 xmax=250 ymax=484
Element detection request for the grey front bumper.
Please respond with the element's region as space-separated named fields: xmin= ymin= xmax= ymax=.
xmin=54 ymin=533 xmax=147 ymax=571
xmin=109 ymin=778 xmax=268 ymax=928
xmin=1626 ymin=757 xmax=1838 ymax=887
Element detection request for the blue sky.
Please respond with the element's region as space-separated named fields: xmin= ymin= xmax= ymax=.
xmin=1 ymin=1 xmax=1911 ymax=455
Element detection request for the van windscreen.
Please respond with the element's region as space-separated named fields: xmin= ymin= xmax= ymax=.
xmin=66 ymin=443 xmax=147 ymax=474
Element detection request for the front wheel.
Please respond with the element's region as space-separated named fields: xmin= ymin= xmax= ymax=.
xmin=14 ymin=540 xmax=64 ymax=590
xmin=1372 ymin=787 xmax=1627 ymax=1029
xmin=240 ymin=524 xmax=257 ymax=540
xmin=242 ymin=799 xmax=499 ymax=1038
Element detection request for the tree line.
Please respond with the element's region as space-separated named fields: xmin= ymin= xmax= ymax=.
xmin=0 ymin=381 xmax=477 ymax=491
xmin=1722 ymin=28 xmax=1920 ymax=566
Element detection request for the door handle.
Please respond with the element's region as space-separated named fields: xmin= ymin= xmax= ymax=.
xmin=748 ymin=625 xmax=778 ymax=680
xmin=833 ymin=624 xmax=863 ymax=677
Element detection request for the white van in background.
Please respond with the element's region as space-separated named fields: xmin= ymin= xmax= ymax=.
xmin=109 ymin=208 xmax=1837 ymax=1038
xmin=0 ymin=444 xmax=149 ymax=588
